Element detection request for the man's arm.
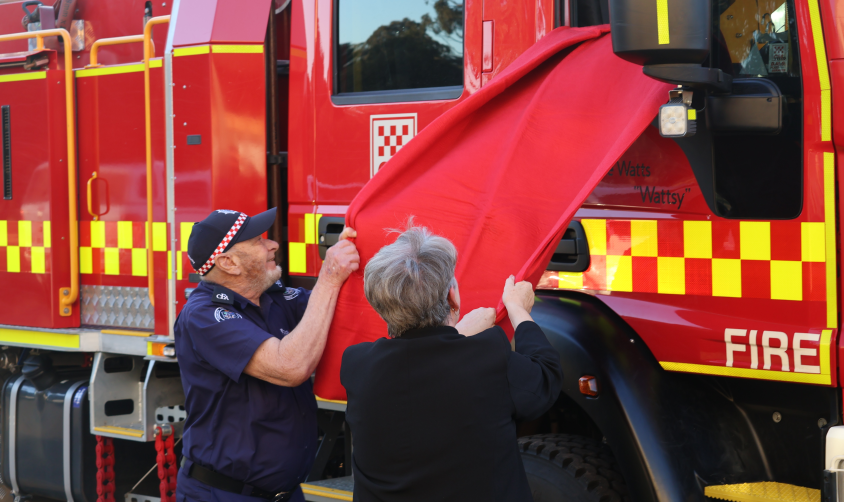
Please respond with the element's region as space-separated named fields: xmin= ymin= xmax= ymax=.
xmin=244 ymin=229 xmax=359 ymax=386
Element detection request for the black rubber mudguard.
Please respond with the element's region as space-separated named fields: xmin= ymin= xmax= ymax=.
xmin=531 ymin=291 xmax=773 ymax=502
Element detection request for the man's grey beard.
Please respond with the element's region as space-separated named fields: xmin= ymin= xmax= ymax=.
xmin=243 ymin=258 xmax=282 ymax=294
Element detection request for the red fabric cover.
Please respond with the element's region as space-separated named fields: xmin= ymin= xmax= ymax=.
xmin=313 ymin=26 xmax=673 ymax=400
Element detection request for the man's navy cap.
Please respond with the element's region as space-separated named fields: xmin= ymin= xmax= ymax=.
xmin=187 ymin=208 xmax=277 ymax=275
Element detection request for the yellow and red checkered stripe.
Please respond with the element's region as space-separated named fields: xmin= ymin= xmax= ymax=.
xmin=0 ymin=220 xmax=51 ymax=273
xmin=79 ymin=221 xmax=196 ymax=280
xmin=288 ymin=213 xmax=322 ymax=275
xmin=556 ymin=219 xmax=827 ymax=303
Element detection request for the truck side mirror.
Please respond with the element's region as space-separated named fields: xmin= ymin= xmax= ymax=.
xmin=609 ymin=0 xmax=732 ymax=92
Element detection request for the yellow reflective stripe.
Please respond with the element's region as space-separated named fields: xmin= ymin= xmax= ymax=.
xmin=712 ymin=259 xmax=742 ymax=298
xmin=17 ymin=220 xmax=31 ymax=247
xmin=289 ymin=242 xmax=307 ymax=273
xmin=212 ymin=45 xmax=264 ymax=54
xmin=807 ymin=0 xmax=830 ymax=91
xmin=661 ymin=359 xmax=830 ymax=385
xmin=300 ymin=485 xmax=353 ymax=502
xmin=606 ymin=255 xmax=632 ymax=292
xmin=557 ymin=271 xmax=584 ymax=289
xmin=80 ymin=247 xmax=92 ymax=274
xmin=132 ymin=248 xmax=147 ymax=276
xmin=104 ymin=248 xmax=120 ymax=275
xmin=75 ymin=59 xmax=163 ymax=78
xmin=687 ymin=108 xmax=696 ymax=120
xmin=43 ymin=221 xmax=50 ymax=248
xmin=656 ymin=0 xmax=670 ymax=45
xmin=770 ymin=260 xmax=802 ymax=301
xmin=90 ymin=221 xmax=105 ymax=248
xmin=824 ymin=152 xmax=836 ymax=328
xmin=581 ymin=219 xmax=606 ymax=255
xmin=177 ymin=250 xmax=183 ymax=280
xmin=153 ymin=222 xmax=167 ymax=252
xmin=0 ymin=327 xmax=79 ymax=349
xmin=739 ymin=222 xmax=771 ymax=260
xmin=6 ymin=246 xmax=19 ymax=272
xmin=0 ymin=220 xmax=6 ymax=246
xmin=117 ymin=221 xmax=133 ymax=249
xmin=180 ymin=222 xmax=193 ymax=252
xmin=657 ymin=257 xmax=684 ymax=294
xmin=801 ymin=222 xmax=825 ymax=262
xmin=0 ymin=72 xmax=46 ymax=83
xmin=92 ymin=426 xmax=144 ymax=438
xmin=173 ymin=45 xmax=210 ymax=57
xmin=304 ymin=214 xmax=316 ymax=244
xmin=683 ymin=220 xmax=711 ymax=259
xmin=821 ymin=89 xmax=831 ymax=141
xmin=30 ymin=247 xmax=45 ymax=274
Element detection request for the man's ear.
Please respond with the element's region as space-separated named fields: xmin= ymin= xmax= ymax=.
xmin=214 ymin=253 xmax=241 ymax=276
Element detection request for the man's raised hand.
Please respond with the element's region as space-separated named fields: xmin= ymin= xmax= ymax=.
xmin=321 ymin=227 xmax=360 ymax=288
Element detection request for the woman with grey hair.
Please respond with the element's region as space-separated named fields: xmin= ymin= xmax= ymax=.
xmin=340 ymin=224 xmax=563 ymax=502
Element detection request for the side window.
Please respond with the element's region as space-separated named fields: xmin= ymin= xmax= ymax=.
xmin=334 ymin=0 xmax=464 ymax=103
xmin=569 ymin=0 xmax=609 ymax=27
xmin=711 ymin=0 xmax=803 ymax=219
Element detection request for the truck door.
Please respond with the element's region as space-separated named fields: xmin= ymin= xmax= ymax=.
xmin=289 ymin=0 xmax=480 ymax=285
xmin=0 ymin=64 xmax=76 ymax=329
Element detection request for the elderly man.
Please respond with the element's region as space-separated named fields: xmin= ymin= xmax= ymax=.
xmin=175 ymin=208 xmax=359 ymax=502
xmin=341 ymin=224 xmax=562 ymax=501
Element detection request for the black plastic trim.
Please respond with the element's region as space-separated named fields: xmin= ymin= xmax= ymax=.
xmin=532 ymin=291 xmax=777 ymax=502
xmin=2 ymin=105 xmax=10 ymax=200
xmin=318 ymin=216 xmax=345 ymax=259
xmin=546 ymin=221 xmax=590 ymax=272
xmin=332 ymin=86 xmax=464 ymax=106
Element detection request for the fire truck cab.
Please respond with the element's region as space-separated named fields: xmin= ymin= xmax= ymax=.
xmin=0 ymin=0 xmax=841 ymax=501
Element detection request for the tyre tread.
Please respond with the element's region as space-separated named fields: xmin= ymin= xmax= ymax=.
xmin=519 ymin=433 xmax=630 ymax=502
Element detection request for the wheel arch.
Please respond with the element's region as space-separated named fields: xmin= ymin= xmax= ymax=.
xmin=531 ymin=291 xmax=771 ymax=502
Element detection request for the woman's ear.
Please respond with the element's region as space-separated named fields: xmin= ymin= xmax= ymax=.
xmin=447 ymin=284 xmax=460 ymax=311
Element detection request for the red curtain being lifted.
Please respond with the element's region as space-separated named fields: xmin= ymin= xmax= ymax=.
xmin=313 ymin=26 xmax=673 ymax=401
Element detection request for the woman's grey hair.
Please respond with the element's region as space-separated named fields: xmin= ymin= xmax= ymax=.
xmin=364 ymin=222 xmax=458 ymax=338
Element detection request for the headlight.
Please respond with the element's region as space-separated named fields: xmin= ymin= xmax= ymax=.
xmin=659 ymin=103 xmax=697 ymax=138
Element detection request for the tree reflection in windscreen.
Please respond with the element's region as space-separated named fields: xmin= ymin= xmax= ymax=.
xmin=336 ymin=0 xmax=464 ymax=93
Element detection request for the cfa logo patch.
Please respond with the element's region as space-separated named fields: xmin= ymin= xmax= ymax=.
xmin=216 ymin=293 xmax=230 ymax=301
xmin=214 ymin=308 xmax=242 ymax=322
xmin=370 ymin=113 xmax=417 ymax=178
xmin=283 ymin=288 xmax=300 ymax=301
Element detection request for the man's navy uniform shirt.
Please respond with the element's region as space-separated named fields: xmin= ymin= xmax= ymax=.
xmin=174 ymin=279 xmax=315 ymax=494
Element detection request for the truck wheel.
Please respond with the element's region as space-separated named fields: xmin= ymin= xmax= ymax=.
xmin=519 ymin=434 xmax=630 ymax=502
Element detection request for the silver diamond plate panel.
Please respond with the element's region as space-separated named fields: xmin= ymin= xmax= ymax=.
xmin=81 ymin=286 xmax=154 ymax=329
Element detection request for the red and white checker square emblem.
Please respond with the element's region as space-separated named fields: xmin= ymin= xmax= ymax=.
xmin=370 ymin=113 xmax=417 ymax=177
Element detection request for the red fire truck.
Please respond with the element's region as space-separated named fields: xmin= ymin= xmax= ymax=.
xmin=0 ymin=0 xmax=841 ymax=500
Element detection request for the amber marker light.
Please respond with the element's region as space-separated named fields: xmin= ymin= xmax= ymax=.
xmin=579 ymin=376 xmax=600 ymax=397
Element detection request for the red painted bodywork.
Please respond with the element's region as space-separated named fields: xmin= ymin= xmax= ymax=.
xmin=0 ymin=65 xmax=75 ymax=328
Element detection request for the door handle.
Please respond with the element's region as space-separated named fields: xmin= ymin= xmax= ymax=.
xmin=547 ymin=221 xmax=590 ymax=272
xmin=85 ymin=171 xmax=109 ymax=221
xmin=318 ymin=216 xmax=346 ymax=259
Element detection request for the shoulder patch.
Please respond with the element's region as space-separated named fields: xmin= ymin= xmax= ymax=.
xmin=283 ymin=287 xmax=300 ymax=301
xmin=211 ymin=285 xmax=235 ymax=304
xmin=214 ymin=307 xmax=243 ymax=322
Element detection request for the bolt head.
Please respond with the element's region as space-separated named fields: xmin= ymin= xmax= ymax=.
xmin=62 ymin=289 xmax=69 ymax=295
xmin=819 ymin=418 xmax=828 ymax=428
xmin=63 ymin=308 xmax=69 ymax=314
xmin=772 ymin=411 xmax=782 ymax=423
